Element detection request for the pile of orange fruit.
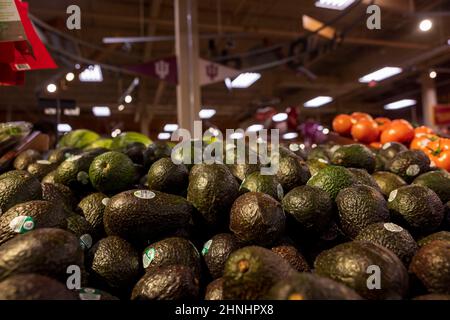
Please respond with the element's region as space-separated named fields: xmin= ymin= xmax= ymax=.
xmin=332 ymin=112 xmax=450 ymax=171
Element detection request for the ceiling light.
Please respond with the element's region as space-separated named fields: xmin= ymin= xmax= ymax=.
xmin=46 ymin=83 xmax=57 ymax=93
xmin=429 ymin=71 xmax=437 ymax=79
xmin=111 ymin=129 xmax=121 ymax=137
xmin=65 ymin=72 xmax=75 ymax=82
xmin=164 ymin=124 xmax=179 ymax=132
xmin=158 ymin=132 xmax=171 ymax=140
xmin=283 ymin=132 xmax=299 ymax=140
xmin=230 ymin=132 xmax=244 ymax=140
xmin=44 ymin=108 xmax=56 ymax=115
xmin=419 ymin=19 xmax=433 ymax=32
xmin=359 ymin=67 xmax=402 ymax=83
xmin=57 ymin=124 xmax=72 ymax=132
xmin=118 ymin=104 xmax=125 ymax=111
xmin=75 ymin=64 xmax=81 ymax=70
xmin=199 ymin=109 xmax=216 ymax=119
xmin=315 ymin=0 xmax=355 ymax=10
xmin=246 ymin=124 xmax=264 ymax=132
xmin=231 ymin=73 xmax=261 ymax=88
xmin=92 ymin=106 xmax=111 ymax=117
xmin=304 ymin=96 xmax=333 ymax=108
xmin=384 ymin=99 xmax=417 ymax=110
xmin=124 ymin=95 xmax=133 ymax=104
xmin=79 ymin=65 xmax=103 ymax=82
xmin=272 ymin=113 xmax=288 ymax=122
xmin=64 ymin=107 xmax=80 ymax=116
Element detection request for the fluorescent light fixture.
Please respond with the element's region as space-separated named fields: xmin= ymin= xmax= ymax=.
xmin=46 ymin=83 xmax=57 ymax=93
xmin=283 ymin=132 xmax=299 ymax=140
xmin=65 ymin=72 xmax=75 ymax=82
xmin=272 ymin=113 xmax=288 ymax=122
xmin=231 ymin=73 xmax=261 ymax=88
xmin=230 ymin=132 xmax=244 ymax=139
xmin=246 ymin=124 xmax=264 ymax=132
xmin=304 ymin=96 xmax=333 ymax=108
xmin=79 ymin=65 xmax=103 ymax=82
xmin=429 ymin=71 xmax=437 ymax=79
xmin=64 ymin=107 xmax=80 ymax=116
xmin=111 ymin=129 xmax=122 ymax=137
xmin=92 ymin=106 xmax=111 ymax=117
xmin=164 ymin=124 xmax=179 ymax=132
xmin=315 ymin=0 xmax=355 ymax=10
xmin=384 ymin=99 xmax=417 ymax=110
xmin=118 ymin=104 xmax=125 ymax=111
xmin=359 ymin=67 xmax=402 ymax=83
xmin=419 ymin=19 xmax=432 ymax=32
xmin=124 ymin=95 xmax=133 ymax=104
xmin=199 ymin=109 xmax=216 ymax=119
xmin=44 ymin=108 xmax=56 ymax=115
xmin=158 ymin=132 xmax=171 ymax=140
xmin=57 ymin=124 xmax=72 ymax=132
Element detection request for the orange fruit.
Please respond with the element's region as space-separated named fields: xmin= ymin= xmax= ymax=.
xmin=351 ymin=112 xmax=373 ymax=122
xmin=410 ymin=135 xmax=435 ymax=151
xmin=414 ymin=126 xmax=434 ymax=138
xmin=374 ymin=117 xmax=391 ymax=131
xmin=351 ymin=119 xmax=380 ymax=143
xmin=332 ymin=114 xmax=354 ymax=136
xmin=380 ymin=119 xmax=414 ymax=144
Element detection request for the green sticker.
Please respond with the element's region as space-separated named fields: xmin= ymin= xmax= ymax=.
xmin=9 ymin=216 xmax=35 ymax=234
xmin=202 ymin=240 xmax=213 ymax=256
xmin=79 ymin=288 xmax=101 ymax=300
xmin=80 ymin=234 xmax=93 ymax=250
xmin=143 ymin=247 xmax=156 ymax=268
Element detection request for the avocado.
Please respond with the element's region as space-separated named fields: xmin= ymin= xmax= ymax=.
xmin=374 ymin=154 xmax=386 ymax=171
xmin=372 ymin=171 xmax=407 ymax=197
xmin=58 ymin=129 xmax=100 ymax=149
xmin=307 ymin=146 xmax=329 ymax=161
xmin=54 ymin=151 xmax=100 ymax=190
xmin=282 ymin=185 xmax=333 ymax=234
xmin=87 ymin=236 xmax=141 ymax=295
xmin=42 ymin=182 xmax=77 ymax=212
xmin=378 ymin=142 xmax=408 ymax=163
xmin=142 ymin=237 xmax=201 ymax=277
xmin=124 ymin=142 xmax=146 ymax=165
xmin=418 ymin=231 xmax=450 ymax=247
xmin=77 ymin=192 xmax=109 ymax=238
xmin=0 ymin=170 xmax=42 ymax=213
xmin=314 ymin=241 xmax=409 ymax=299
xmin=387 ymin=150 xmax=430 ymax=182
xmin=331 ymin=144 xmax=376 ymax=172
xmin=388 ymin=185 xmax=444 ymax=235
xmin=355 ymin=222 xmax=418 ymax=266
xmin=104 ymin=190 xmax=192 ymax=246
xmin=89 ymin=151 xmax=136 ymax=194
xmin=271 ymin=244 xmax=309 ymax=272
xmin=171 ymin=140 xmax=203 ymax=170
xmin=306 ymin=158 xmax=329 ymax=176
xmin=202 ymin=233 xmax=241 ymax=279
xmin=143 ymin=142 xmax=172 ymax=168
xmin=187 ymin=164 xmax=239 ymax=227
xmin=228 ymin=163 xmax=261 ymax=182
xmin=27 ymin=160 xmax=58 ymax=180
xmin=336 ymin=185 xmax=389 ymax=238
xmin=0 ymin=228 xmax=84 ymax=282
xmin=412 ymin=171 xmax=450 ymax=203
xmin=0 ymin=200 xmax=68 ymax=245
xmin=229 ymin=192 xmax=285 ymax=246
xmin=0 ymin=274 xmax=76 ymax=300
xmin=413 ymin=294 xmax=450 ymax=300
xmin=205 ymin=277 xmax=224 ymax=300
xmin=306 ymin=165 xmax=355 ymax=200
xmin=131 ymin=265 xmax=199 ymax=300
xmin=147 ymin=158 xmax=189 ymax=195
xmin=76 ymin=287 xmax=119 ymax=300
xmin=222 ymin=246 xmax=296 ymax=300
xmin=267 ymin=273 xmax=362 ymax=300
xmin=349 ymin=168 xmax=381 ymax=192
xmin=275 ymin=154 xmax=311 ymax=192
xmin=409 ymin=240 xmax=450 ymax=294
xmin=239 ymin=171 xmax=284 ymax=201
xmin=48 ymin=147 xmax=81 ymax=164
xmin=13 ymin=149 xmax=41 ymax=170
xmin=66 ymin=214 xmax=96 ymax=251
xmin=41 ymin=170 xmax=58 ymax=184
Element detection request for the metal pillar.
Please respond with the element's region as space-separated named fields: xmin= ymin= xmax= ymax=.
xmin=420 ymin=73 xmax=437 ymax=128
xmin=175 ymin=0 xmax=201 ymax=132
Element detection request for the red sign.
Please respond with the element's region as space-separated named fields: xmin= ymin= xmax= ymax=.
xmin=434 ymin=105 xmax=450 ymax=125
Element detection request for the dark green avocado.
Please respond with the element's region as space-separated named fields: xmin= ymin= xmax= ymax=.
xmin=275 ymin=154 xmax=311 ymax=192
xmin=77 ymin=192 xmax=109 ymax=238
xmin=271 ymin=244 xmax=309 ymax=272
xmin=48 ymin=147 xmax=81 ymax=165
xmin=229 ymin=192 xmax=285 ymax=246
xmin=239 ymin=171 xmax=284 ymax=201
xmin=378 ymin=142 xmax=408 ymax=163
xmin=387 ymin=150 xmax=430 ymax=182
xmin=54 ymin=152 xmax=99 ymax=190
xmin=202 ymin=233 xmax=241 ymax=279
xmin=143 ymin=142 xmax=172 ymax=168
xmin=27 ymin=160 xmax=58 ymax=180
xmin=306 ymin=165 xmax=355 ymax=200
xmin=331 ymin=144 xmax=376 ymax=173
xmin=349 ymin=168 xmax=381 ymax=192
xmin=13 ymin=149 xmax=41 ymax=171
xmin=0 ymin=170 xmax=42 ymax=213
xmin=412 ymin=170 xmax=450 ymax=203
xmin=205 ymin=277 xmax=224 ymax=300
xmin=66 ymin=214 xmax=96 ymax=251
xmin=147 ymin=158 xmax=189 ymax=195
xmin=42 ymin=182 xmax=77 ymax=212
xmin=372 ymin=171 xmax=407 ymax=197
xmin=131 ymin=265 xmax=199 ymax=300
xmin=417 ymin=231 xmax=450 ymax=247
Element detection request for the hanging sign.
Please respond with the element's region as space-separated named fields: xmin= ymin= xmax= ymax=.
xmin=0 ymin=0 xmax=27 ymax=42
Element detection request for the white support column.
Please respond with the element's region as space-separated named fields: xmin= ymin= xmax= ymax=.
xmin=175 ymin=0 xmax=201 ymax=132
xmin=421 ymin=73 xmax=437 ymax=128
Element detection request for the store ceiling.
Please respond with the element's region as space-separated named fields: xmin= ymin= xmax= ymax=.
xmin=1 ymin=0 xmax=450 ymax=137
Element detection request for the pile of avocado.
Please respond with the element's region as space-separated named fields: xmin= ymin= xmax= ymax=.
xmin=0 ymin=132 xmax=449 ymax=301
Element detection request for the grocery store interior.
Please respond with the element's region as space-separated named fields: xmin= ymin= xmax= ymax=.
xmin=0 ymin=0 xmax=449 ymax=302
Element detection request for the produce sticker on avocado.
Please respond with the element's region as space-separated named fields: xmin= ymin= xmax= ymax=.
xmin=383 ymin=223 xmax=403 ymax=233
xmin=202 ymin=240 xmax=212 ymax=256
xmin=101 ymin=198 xmax=110 ymax=206
xmin=277 ymin=184 xmax=284 ymax=200
xmin=68 ymin=154 xmax=83 ymax=162
xmin=388 ymin=189 xmax=398 ymax=202
xmin=79 ymin=234 xmax=93 ymax=250
xmin=143 ymin=247 xmax=156 ymax=268
xmin=9 ymin=216 xmax=35 ymax=234
xmin=36 ymin=160 xmax=52 ymax=165
xmin=79 ymin=288 xmax=101 ymax=300
xmin=134 ymin=190 xmax=155 ymax=200
xmin=406 ymin=165 xmax=420 ymax=177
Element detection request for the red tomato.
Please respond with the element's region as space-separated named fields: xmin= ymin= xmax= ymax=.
xmin=332 ymin=114 xmax=354 ymax=136
xmin=351 ymin=119 xmax=380 ymax=143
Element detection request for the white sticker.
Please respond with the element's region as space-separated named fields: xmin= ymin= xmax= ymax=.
xmin=318 ymin=158 xmax=329 ymax=164
xmin=68 ymin=154 xmax=83 ymax=162
xmin=406 ymin=165 xmax=420 ymax=176
xmin=382 ymin=143 xmax=392 ymax=150
xmin=101 ymin=198 xmax=110 ymax=206
xmin=289 ymin=144 xmax=300 ymax=152
xmin=79 ymin=288 xmax=101 ymax=301
xmin=36 ymin=160 xmax=52 ymax=165
xmin=384 ymin=223 xmax=403 ymax=233
xmin=134 ymin=190 xmax=155 ymax=200
xmin=143 ymin=247 xmax=156 ymax=268
xmin=77 ymin=171 xmax=89 ymax=185
xmin=9 ymin=216 xmax=35 ymax=234
xmin=202 ymin=240 xmax=213 ymax=256
xmin=80 ymin=234 xmax=93 ymax=250
xmin=277 ymin=184 xmax=284 ymax=200
xmin=388 ymin=189 xmax=398 ymax=202
xmin=330 ymin=145 xmax=340 ymax=154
